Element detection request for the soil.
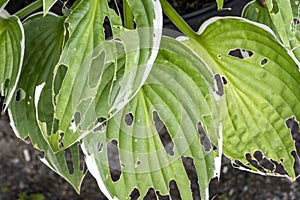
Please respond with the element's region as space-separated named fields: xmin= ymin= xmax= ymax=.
xmin=2 ymin=0 xmax=300 ymax=200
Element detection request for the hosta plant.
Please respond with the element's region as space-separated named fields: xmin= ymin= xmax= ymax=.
xmin=1 ymin=0 xmax=300 ymax=199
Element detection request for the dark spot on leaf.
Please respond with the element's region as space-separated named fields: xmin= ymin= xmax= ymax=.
xmin=169 ymin=180 xmax=182 ymax=200
xmin=125 ymin=113 xmax=134 ymax=126
xmin=181 ymin=156 xmax=201 ymax=200
xmin=135 ymin=160 xmax=141 ymax=168
xmin=197 ymin=122 xmax=212 ymax=151
xmin=59 ymin=132 xmax=64 ymax=148
xmin=228 ymin=48 xmax=254 ymax=59
xmin=143 ymin=188 xmax=157 ymax=200
xmin=15 ymin=88 xmax=26 ymax=102
xmin=64 ymin=148 xmax=74 ymax=174
xmin=107 ymin=140 xmax=122 ymax=182
xmin=260 ymin=58 xmax=268 ymax=66
xmin=74 ymin=112 xmax=81 ymax=125
xmin=130 ymin=188 xmax=140 ymax=200
xmin=214 ymin=74 xmax=224 ymax=97
xmin=245 ymin=153 xmax=266 ymax=173
xmin=153 ymin=111 xmax=174 ymax=156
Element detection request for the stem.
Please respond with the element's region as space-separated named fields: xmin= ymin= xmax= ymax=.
xmin=160 ymin=0 xmax=198 ymax=40
xmin=123 ymin=0 xmax=134 ymax=29
xmin=14 ymin=0 xmax=43 ymax=19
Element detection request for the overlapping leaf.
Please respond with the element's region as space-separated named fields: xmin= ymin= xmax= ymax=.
xmin=186 ymin=17 xmax=300 ymax=179
xmin=47 ymin=0 xmax=162 ymax=152
xmin=216 ymin=0 xmax=224 ymax=10
xmin=9 ymin=13 xmax=85 ymax=192
xmin=0 ymin=0 xmax=8 ymax=11
xmin=0 ymin=9 xmax=24 ymax=109
xmin=262 ymin=0 xmax=300 ymax=62
xmin=82 ymin=37 xmax=225 ymax=200
xmin=43 ymin=0 xmax=57 ymax=15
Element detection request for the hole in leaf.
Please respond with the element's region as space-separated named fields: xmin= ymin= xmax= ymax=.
xmin=232 ymin=160 xmax=251 ymax=170
xmin=181 ymin=156 xmax=201 ymax=200
xmin=156 ymin=191 xmax=170 ymax=200
xmin=53 ymin=65 xmax=68 ymax=96
xmin=59 ymin=132 xmax=64 ymax=148
xmin=245 ymin=153 xmax=266 ymax=173
xmin=270 ymin=0 xmax=279 ymax=14
xmin=74 ymin=112 xmax=81 ymax=125
xmin=94 ymin=117 xmax=107 ymax=132
xmin=125 ymin=113 xmax=134 ymax=126
xmin=228 ymin=48 xmax=254 ymax=59
xmin=253 ymin=151 xmax=275 ymax=172
xmin=104 ymin=16 xmax=113 ymax=39
xmin=78 ymin=144 xmax=86 ymax=171
xmin=97 ymin=142 xmax=104 ymax=153
xmin=143 ymin=188 xmax=157 ymax=200
xmin=293 ymin=18 xmax=300 ymax=25
xmin=64 ymin=148 xmax=74 ymax=174
xmin=271 ymin=159 xmax=288 ymax=175
xmin=135 ymin=160 xmax=141 ymax=168
xmin=286 ymin=117 xmax=300 ymax=156
xmin=153 ymin=111 xmax=174 ymax=156
xmin=197 ymin=122 xmax=212 ymax=152
xmin=214 ymin=74 xmax=224 ymax=97
xmin=222 ymin=76 xmax=227 ymax=85
xmin=292 ymin=151 xmax=300 ymax=176
xmin=169 ymin=180 xmax=182 ymax=200
xmin=130 ymin=188 xmax=140 ymax=200
xmin=107 ymin=140 xmax=122 ymax=182
xmin=217 ymin=54 xmax=221 ymax=59
xmin=260 ymin=58 xmax=268 ymax=66
xmin=15 ymin=88 xmax=26 ymax=102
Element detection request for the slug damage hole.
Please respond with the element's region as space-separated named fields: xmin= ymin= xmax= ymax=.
xmin=260 ymin=58 xmax=268 ymax=66
xmin=153 ymin=111 xmax=174 ymax=156
xmin=214 ymin=74 xmax=224 ymax=97
xmin=129 ymin=188 xmax=140 ymax=200
xmin=125 ymin=113 xmax=134 ymax=126
xmin=94 ymin=117 xmax=107 ymax=132
xmin=197 ymin=122 xmax=212 ymax=152
xmin=181 ymin=156 xmax=201 ymax=200
xmin=78 ymin=144 xmax=86 ymax=171
xmin=169 ymin=180 xmax=182 ymax=200
xmin=104 ymin=16 xmax=113 ymax=39
xmin=228 ymin=48 xmax=254 ymax=59
xmin=107 ymin=140 xmax=122 ymax=182
xmin=143 ymin=188 xmax=157 ymax=199
xmin=286 ymin=117 xmax=300 ymax=175
xmin=64 ymin=148 xmax=74 ymax=174
xmin=15 ymin=88 xmax=26 ymax=102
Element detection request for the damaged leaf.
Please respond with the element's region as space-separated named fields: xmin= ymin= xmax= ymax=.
xmin=186 ymin=17 xmax=300 ymax=179
xmin=82 ymin=37 xmax=225 ymax=200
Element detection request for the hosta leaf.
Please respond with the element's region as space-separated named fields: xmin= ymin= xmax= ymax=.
xmin=242 ymin=0 xmax=278 ymax=37
xmin=186 ymin=17 xmax=300 ymax=179
xmin=50 ymin=0 xmax=162 ymax=152
xmin=263 ymin=0 xmax=300 ymax=62
xmin=0 ymin=0 xmax=8 ymax=11
xmin=43 ymin=0 xmax=56 ymax=16
xmin=0 ymin=9 xmax=24 ymax=109
xmin=216 ymin=0 xmax=224 ymax=10
xmin=9 ymin=13 xmax=85 ymax=191
xmin=82 ymin=37 xmax=225 ymax=200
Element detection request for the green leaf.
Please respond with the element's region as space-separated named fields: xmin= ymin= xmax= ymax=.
xmin=49 ymin=0 xmax=162 ymax=152
xmin=186 ymin=17 xmax=300 ymax=179
xmin=0 ymin=0 xmax=8 ymax=11
xmin=8 ymin=13 xmax=85 ymax=192
xmin=242 ymin=0 xmax=278 ymax=37
xmin=43 ymin=0 xmax=56 ymax=16
xmin=216 ymin=0 xmax=224 ymax=10
xmin=82 ymin=37 xmax=225 ymax=200
xmin=0 ymin=9 xmax=24 ymax=109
